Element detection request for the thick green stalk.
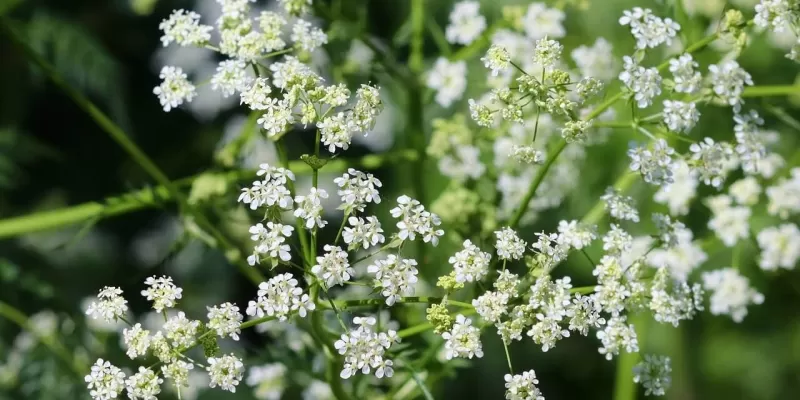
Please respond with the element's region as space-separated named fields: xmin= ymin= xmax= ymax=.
xmin=407 ymin=0 xmax=427 ymax=261
xmin=0 ymin=301 xmax=85 ymax=377
xmin=2 ymin=19 xmax=264 ymax=285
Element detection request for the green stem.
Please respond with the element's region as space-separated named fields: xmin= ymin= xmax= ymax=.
xmin=409 ymin=0 xmax=425 ymax=72
xmin=0 ymin=301 xmax=85 ymax=377
xmin=742 ymin=85 xmax=800 ymax=97
xmin=0 ymin=152 xmax=418 ymax=241
xmin=507 ymin=141 xmax=567 ymax=228
xmin=1 ymin=19 xmax=264 ymax=285
xmin=613 ymin=314 xmax=646 ymax=400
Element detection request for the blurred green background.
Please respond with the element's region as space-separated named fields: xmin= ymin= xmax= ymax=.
xmin=1 ymin=0 xmax=800 ymax=399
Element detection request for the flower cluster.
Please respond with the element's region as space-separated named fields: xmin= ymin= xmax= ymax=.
xmin=246 ymin=273 xmax=315 ymax=321
xmin=334 ymin=316 xmax=399 ymax=379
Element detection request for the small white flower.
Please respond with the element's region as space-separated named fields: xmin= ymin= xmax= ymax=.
xmin=246 ymin=273 xmax=314 ymax=321
xmin=633 ymin=355 xmax=672 ymax=396
xmin=572 ymin=37 xmax=618 ymax=81
xmin=161 ymin=360 xmax=193 ymax=389
xmin=619 ymin=56 xmax=662 ymax=108
xmin=390 ymin=195 xmax=444 ymax=246
xmin=449 ymin=239 xmax=492 ymax=283
xmin=342 ymin=216 xmax=385 ymax=250
xmin=495 ymin=227 xmax=527 ymax=260
xmin=163 ymin=311 xmax=200 ymax=349
xmin=85 ymin=359 xmax=126 ymax=400
xmin=523 ymin=2 xmax=565 ymax=40
xmin=153 ymin=66 xmax=197 ymax=112
xmin=211 ymin=59 xmax=251 ymax=97
xmin=294 ymin=187 xmax=329 ymax=229
xmin=207 ymin=302 xmax=243 ymax=341
xmin=442 ymin=314 xmax=483 ymax=359
xmin=291 ymin=19 xmax=327 ymax=52
xmin=766 ymin=168 xmax=800 ymax=218
xmin=601 ymin=187 xmax=640 ymax=222
xmin=504 ymin=369 xmax=545 ymax=400
xmin=445 ymin=1 xmax=486 ymax=45
xmin=207 ymin=354 xmax=244 ymax=393
xmin=367 ymin=255 xmax=419 ymax=306
xmin=708 ymin=60 xmax=753 ymax=110
xmin=334 ymin=168 xmax=382 ymax=213
xmin=311 ymin=245 xmax=354 ymax=288
xmin=125 ymin=367 xmax=162 ymax=400
xmin=628 ymin=139 xmax=674 ymax=185
xmin=702 ymin=268 xmax=764 ymax=322
xmin=122 ymin=323 xmax=151 ymax=359
xmin=426 ymin=58 xmax=467 ymax=107
xmin=246 ymin=363 xmax=287 ymax=400
xmin=481 ymin=45 xmax=511 ymax=77
xmin=669 ymin=53 xmax=702 ymax=94
xmin=141 ymin=276 xmax=183 ymax=312
xmin=596 ymin=316 xmax=639 ymax=360
xmin=662 ymin=100 xmax=700 ymax=133
xmin=86 ymin=286 xmax=128 ymax=322
xmin=159 ymin=9 xmax=212 ymax=47
xmin=619 ymin=8 xmax=680 ymax=49
xmin=756 ymin=223 xmax=800 ymax=271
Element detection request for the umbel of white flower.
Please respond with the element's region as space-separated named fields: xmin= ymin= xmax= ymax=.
xmin=334 ymin=316 xmax=399 ymax=379
xmin=246 ymin=273 xmax=315 ymax=321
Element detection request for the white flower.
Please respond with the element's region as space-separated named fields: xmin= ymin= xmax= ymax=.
xmin=708 ymin=60 xmax=753 ymax=110
xmin=311 ymin=245 xmax=354 ymax=288
xmin=334 ymin=316 xmax=399 ymax=379
xmin=734 ymin=111 xmax=768 ymax=174
xmin=141 ymin=276 xmax=183 ymax=312
xmin=523 ymin=2 xmax=565 ymax=40
xmin=662 ymin=100 xmax=700 ymax=133
xmin=342 ymin=216 xmax=385 ymax=250
xmin=445 ymin=1 xmax=486 ymax=45
xmin=207 ymin=354 xmax=244 ymax=393
xmin=702 ymin=268 xmax=764 ymax=322
xmin=633 ymin=355 xmax=672 ymax=396
xmin=689 ymin=137 xmax=734 ymax=188
xmin=240 ymin=78 xmax=272 ymax=110
xmin=426 ymin=58 xmax=467 ymax=107
xmin=757 ymin=223 xmax=800 ymax=270
xmin=207 ymin=302 xmax=243 ymax=341
xmin=442 ymin=314 xmax=483 ymax=359
xmin=706 ymin=201 xmax=751 ymax=247
xmin=303 ymin=380 xmax=334 ymax=400
xmin=669 ymin=53 xmax=702 ymax=94
xmin=125 ymin=367 xmax=162 ymax=400
xmin=367 ymin=255 xmax=419 ymax=306
xmin=619 ymin=56 xmax=662 ymax=108
xmin=449 ymin=239 xmax=492 ymax=283
xmin=85 ymin=359 xmax=126 ymax=400
xmin=495 ymin=227 xmax=527 ymax=260
xmin=211 ymin=59 xmax=250 ymax=97
xmin=258 ymin=98 xmax=295 ymax=137
xmin=512 ymin=145 xmax=545 ymax=164
xmin=258 ymin=11 xmax=288 ymax=52
xmin=163 ymin=311 xmax=200 ymax=349
xmin=159 ymin=9 xmax=212 ymax=47
xmin=603 ymin=225 xmax=633 ymax=256
xmin=601 ymin=187 xmax=640 ymax=222
xmin=766 ymin=168 xmax=800 ymax=218
xmin=473 ymin=290 xmax=509 ymax=323
xmin=755 ymin=0 xmax=794 ymax=33
xmin=390 ymin=195 xmax=444 ymax=246
xmin=647 ymin=228 xmax=707 ymax=281
xmin=571 ymin=38 xmax=617 ymax=81
xmin=278 ymin=0 xmax=312 ymax=16
xmin=153 ymin=66 xmax=197 ymax=112
xmin=533 ymin=37 xmax=563 ymax=68
xmin=122 ymin=323 xmax=151 ymax=359
xmin=557 ymin=220 xmax=596 ymax=250
xmin=161 ymin=361 xmax=193 ymax=389
xmin=247 ymin=222 xmax=294 ymax=265
xmin=294 ymin=188 xmax=329 ymax=229
xmin=596 ymin=316 xmax=639 ymax=360
xmin=729 ymin=177 xmax=762 ymax=205
xmin=481 ymin=45 xmax=511 ymax=77
xmin=628 ymin=139 xmax=674 ymax=185
xmin=334 ymin=168 xmax=382 ymax=213
xmin=246 ymin=273 xmax=314 ymax=321
xmin=504 ymin=369 xmax=545 ymax=400
xmin=86 ymin=286 xmax=128 ymax=322
xmin=619 ymin=8 xmax=680 ymax=49
xmin=291 ymin=20 xmax=327 ymax=52
xmin=246 ymin=363 xmax=287 ymax=400
xmin=654 ymin=160 xmax=698 ymax=216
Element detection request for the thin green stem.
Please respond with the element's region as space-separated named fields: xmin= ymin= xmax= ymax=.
xmin=612 ymin=314 xmax=646 ymax=400
xmin=275 ymin=140 xmax=312 ymax=262
xmin=507 ymin=141 xmax=567 ymax=228
xmin=742 ymin=85 xmax=800 ymax=97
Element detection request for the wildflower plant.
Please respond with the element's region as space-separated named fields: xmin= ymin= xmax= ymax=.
xmin=3 ymin=0 xmax=800 ymax=399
